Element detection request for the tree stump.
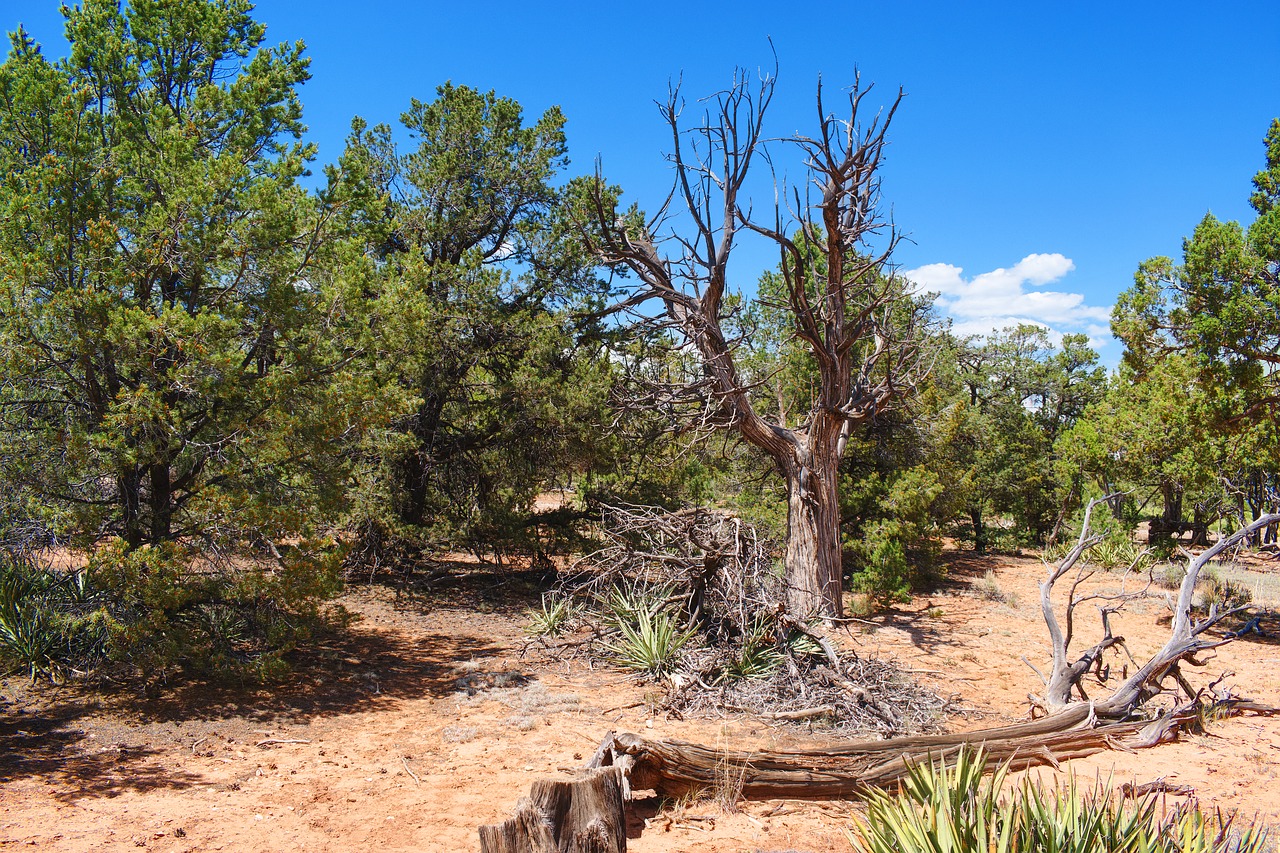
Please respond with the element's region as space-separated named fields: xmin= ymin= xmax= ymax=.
xmin=478 ymin=766 xmax=627 ymax=853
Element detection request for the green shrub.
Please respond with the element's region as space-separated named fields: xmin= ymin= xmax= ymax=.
xmin=1157 ymin=563 xmax=1187 ymax=590
xmin=0 ymin=540 xmax=347 ymax=684
xmin=102 ymin=540 xmax=345 ymax=682
xmin=852 ymin=536 xmax=912 ymax=607
xmin=1041 ymin=538 xmax=1072 ymax=564
xmin=988 ymin=529 xmax=1032 ymax=556
xmin=847 ymin=747 xmax=1268 ymax=853
xmin=847 ymin=467 xmax=947 ymax=606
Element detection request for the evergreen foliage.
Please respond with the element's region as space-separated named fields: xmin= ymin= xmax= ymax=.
xmin=0 ymin=0 xmax=1276 ymax=682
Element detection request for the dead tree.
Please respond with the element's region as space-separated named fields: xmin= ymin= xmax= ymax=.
xmin=574 ymin=511 xmax=1280 ymax=801
xmin=1034 ymin=497 xmax=1145 ymax=712
xmin=583 ymin=69 xmax=928 ymax=620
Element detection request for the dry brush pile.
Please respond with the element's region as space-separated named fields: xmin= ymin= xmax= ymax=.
xmin=525 ymin=503 xmax=944 ymax=736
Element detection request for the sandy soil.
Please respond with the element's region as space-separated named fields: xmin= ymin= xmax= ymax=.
xmin=2 ymin=549 xmax=1278 ymax=852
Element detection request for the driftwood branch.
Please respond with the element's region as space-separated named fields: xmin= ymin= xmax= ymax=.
xmin=1099 ymin=512 xmax=1280 ymax=716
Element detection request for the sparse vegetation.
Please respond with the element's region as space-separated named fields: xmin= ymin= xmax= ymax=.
xmin=1199 ymin=567 xmax=1254 ymax=612
xmin=974 ymin=570 xmax=1007 ymax=602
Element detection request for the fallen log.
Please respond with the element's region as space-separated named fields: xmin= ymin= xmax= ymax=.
xmin=480 ymin=699 xmax=1277 ymax=846
xmin=584 ymin=698 xmax=1279 ymax=800
xmin=478 ymin=766 xmax=627 ymax=853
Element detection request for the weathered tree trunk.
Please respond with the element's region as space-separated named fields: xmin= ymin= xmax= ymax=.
xmin=586 ymin=698 xmax=1278 ymax=801
xmin=150 ymin=459 xmax=172 ymax=543
xmin=782 ymin=434 xmax=844 ymax=619
xmin=586 ymin=709 xmax=1177 ymax=801
xmin=970 ymin=505 xmax=987 ymax=554
xmin=1157 ymin=482 xmax=1183 ymax=539
xmin=400 ymin=388 xmax=447 ymax=528
xmin=478 ymin=767 xmax=627 ymax=853
xmin=119 ymin=466 xmax=145 ymax=549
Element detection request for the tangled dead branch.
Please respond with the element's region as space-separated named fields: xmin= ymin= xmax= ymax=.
xmin=538 ymin=503 xmax=944 ymax=736
xmin=1036 ymin=503 xmax=1280 ymax=720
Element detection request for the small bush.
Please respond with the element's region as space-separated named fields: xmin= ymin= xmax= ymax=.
xmin=1156 ymin=563 xmax=1187 ymax=590
xmin=1198 ymin=567 xmax=1252 ymax=612
xmin=1041 ymin=539 xmax=1072 ymax=564
xmin=87 ymin=540 xmax=346 ymax=683
xmin=973 ymin=570 xmax=1008 ymax=602
xmin=852 ymin=536 xmax=912 ymax=607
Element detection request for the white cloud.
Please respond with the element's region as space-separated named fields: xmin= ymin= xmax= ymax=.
xmin=902 ymin=253 xmax=1113 ymax=348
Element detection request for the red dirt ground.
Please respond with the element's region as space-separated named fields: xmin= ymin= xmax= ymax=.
xmin=2 ymin=548 xmax=1278 ymax=852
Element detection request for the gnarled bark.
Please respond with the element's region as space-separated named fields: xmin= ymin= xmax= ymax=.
xmin=586 ymin=698 xmax=1278 ymax=801
xmin=479 ymin=767 xmax=627 ymax=853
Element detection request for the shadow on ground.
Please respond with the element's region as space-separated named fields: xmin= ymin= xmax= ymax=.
xmin=0 ymin=563 xmax=548 ymax=797
xmin=0 ymin=696 xmax=202 ymax=796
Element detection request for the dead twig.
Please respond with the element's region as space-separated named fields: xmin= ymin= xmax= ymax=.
xmin=255 ymin=738 xmax=312 ymax=748
xmin=1119 ymin=779 xmax=1196 ymax=798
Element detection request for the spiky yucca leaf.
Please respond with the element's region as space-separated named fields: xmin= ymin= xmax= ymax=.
xmin=847 ymin=747 xmax=1269 ymax=853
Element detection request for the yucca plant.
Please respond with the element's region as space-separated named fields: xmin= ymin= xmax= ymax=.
xmin=0 ymin=560 xmax=64 ymax=678
xmin=850 ymin=746 xmax=1007 ymax=853
xmin=719 ymin=614 xmax=784 ymax=683
xmin=784 ymin=623 xmax=826 ymax=659
xmin=605 ymin=601 xmax=696 ymax=677
xmin=1087 ymin=538 xmax=1151 ymax=571
xmin=525 ymin=594 xmax=575 ymax=637
xmin=598 ymin=583 xmax=674 ymax=626
xmin=846 ymin=747 xmax=1269 ymax=853
xmin=0 ymin=596 xmax=61 ymax=679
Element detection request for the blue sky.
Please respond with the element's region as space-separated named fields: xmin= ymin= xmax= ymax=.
xmin=9 ymin=1 xmax=1280 ymax=364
